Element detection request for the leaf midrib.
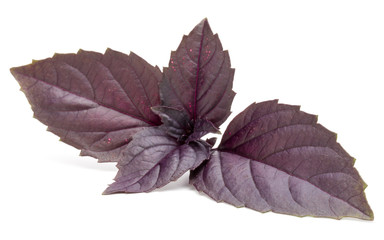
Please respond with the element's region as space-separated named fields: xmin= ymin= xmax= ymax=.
xmin=16 ymin=63 xmax=157 ymax=126
xmin=218 ymin=150 xmax=370 ymax=218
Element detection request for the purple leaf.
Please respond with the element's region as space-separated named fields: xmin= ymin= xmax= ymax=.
xmin=152 ymin=106 xmax=220 ymax=143
xmin=151 ymin=106 xmax=192 ymax=139
xmin=10 ymin=19 xmax=373 ymax=221
xmin=160 ymin=18 xmax=236 ymax=127
xmin=185 ymin=119 xmax=220 ymax=143
xmin=10 ymin=49 xmax=162 ymax=162
xmin=104 ymin=128 xmax=210 ymax=194
xmin=190 ymin=100 xmax=373 ymax=220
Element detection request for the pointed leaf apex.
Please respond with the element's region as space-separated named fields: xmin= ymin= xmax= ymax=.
xmin=102 ymin=187 xmax=114 ymax=195
xmin=9 ymin=67 xmax=16 ymax=75
xmin=161 ymin=19 xmax=235 ymax=127
xmin=199 ymin=17 xmax=209 ymax=25
xmin=10 ymin=66 xmax=23 ymax=79
xmin=191 ymin=18 xmax=212 ymax=35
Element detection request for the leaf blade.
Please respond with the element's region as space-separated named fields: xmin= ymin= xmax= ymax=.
xmin=191 ymin=151 xmax=373 ymax=220
xmin=104 ymin=128 xmax=210 ymax=194
xmin=11 ymin=49 xmax=162 ymax=162
xmin=160 ymin=18 xmax=235 ymax=127
xmin=191 ymin=100 xmax=373 ymax=220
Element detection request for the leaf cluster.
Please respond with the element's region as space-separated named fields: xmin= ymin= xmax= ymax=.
xmin=10 ymin=19 xmax=373 ymax=220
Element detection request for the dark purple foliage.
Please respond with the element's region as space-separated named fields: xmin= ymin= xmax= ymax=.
xmin=160 ymin=18 xmax=236 ymax=128
xmin=186 ymin=118 xmax=220 ymax=143
xmin=11 ymin=19 xmax=373 ymax=220
xmin=190 ymin=100 xmax=373 ymax=220
xmin=151 ymin=106 xmax=219 ymax=143
xmin=11 ymin=49 xmax=162 ymax=162
xmin=104 ymin=128 xmax=210 ymax=194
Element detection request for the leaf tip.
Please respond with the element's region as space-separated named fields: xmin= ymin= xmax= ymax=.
xmin=199 ymin=17 xmax=209 ymax=25
xmin=369 ymin=211 xmax=375 ymax=220
xmin=102 ymin=188 xmax=112 ymax=195
xmin=9 ymin=67 xmax=17 ymax=76
xmin=102 ymin=184 xmax=119 ymax=195
xmin=189 ymin=18 xmax=212 ymax=37
xmin=10 ymin=64 xmax=25 ymax=74
xmin=365 ymin=211 xmax=374 ymax=221
xmin=10 ymin=66 xmax=25 ymax=84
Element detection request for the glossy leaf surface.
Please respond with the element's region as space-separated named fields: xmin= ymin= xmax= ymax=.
xmin=160 ymin=19 xmax=235 ymax=127
xmin=104 ymin=128 xmax=210 ymax=194
xmin=11 ymin=49 xmax=162 ymax=162
xmin=190 ymin=100 xmax=373 ymax=220
xmin=10 ymin=19 xmax=373 ymax=220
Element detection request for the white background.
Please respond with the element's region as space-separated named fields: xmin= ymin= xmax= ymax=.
xmin=1 ymin=0 xmax=383 ymax=239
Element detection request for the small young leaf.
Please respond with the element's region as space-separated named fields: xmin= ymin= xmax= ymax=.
xmin=160 ymin=18 xmax=236 ymax=127
xmin=11 ymin=49 xmax=162 ymax=162
xmin=190 ymin=100 xmax=373 ymax=220
xmin=152 ymin=106 xmax=220 ymax=143
xmin=104 ymin=128 xmax=210 ymax=194
xmin=151 ymin=106 xmax=193 ymax=139
xmin=185 ymin=118 xmax=220 ymax=143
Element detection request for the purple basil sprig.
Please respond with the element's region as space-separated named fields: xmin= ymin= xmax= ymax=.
xmin=10 ymin=18 xmax=373 ymax=220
